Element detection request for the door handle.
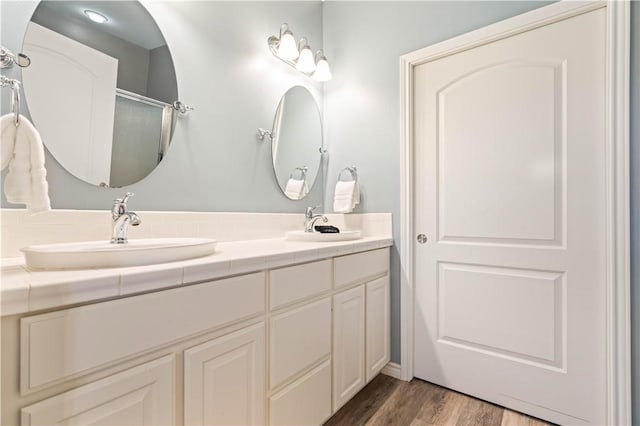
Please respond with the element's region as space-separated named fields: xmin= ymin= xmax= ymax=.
xmin=417 ymin=234 xmax=428 ymax=244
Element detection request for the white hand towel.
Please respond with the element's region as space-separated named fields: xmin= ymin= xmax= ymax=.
xmin=284 ymin=178 xmax=308 ymax=200
xmin=333 ymin=180 xmax=360 ymax=213
xmin=1 ymin=114 xmax=51 ymax=214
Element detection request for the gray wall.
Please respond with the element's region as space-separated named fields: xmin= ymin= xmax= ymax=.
xmin=147 ymin=45 xmax=178 ymax=104
xmin=321 ymin=0 xmax=553 ymax=364
xmin=1 ymin=1 xmax=324 ymax=211
xmin=631 ymin=1 xmax=639 ymax=423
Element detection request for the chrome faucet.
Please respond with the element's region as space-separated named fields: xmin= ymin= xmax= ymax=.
xmin=304 ymin=206 xmax=328 ymax=233
xmin=111 ymin=192 xmax=141 ymax=244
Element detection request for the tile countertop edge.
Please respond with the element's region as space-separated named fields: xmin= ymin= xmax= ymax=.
xmin=1 ymin=237 xmax=393 ymax=317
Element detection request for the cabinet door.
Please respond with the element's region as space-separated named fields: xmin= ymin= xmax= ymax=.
xmin=21 ymin=355 xmax=175 ymax=425
xmin=366 ymin=275 xmax=390 ymax=383
xmin=332 ymin=285 xmax=365 ymax=411
xmin=184 ymin=323 xmax=265 ymax=426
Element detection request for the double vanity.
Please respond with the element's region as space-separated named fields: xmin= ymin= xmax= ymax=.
xmin=0 ymin=209 xmax=392 ymax=425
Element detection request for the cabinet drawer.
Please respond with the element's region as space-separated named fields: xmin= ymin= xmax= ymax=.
xmin=269 ymin=259 xmax=331 ymax=310
xmin=269 ymin=360 xmax=331 ymax=426
xmin=21 ymin=355 xmax=175 ymax=426
xmin=334 ymin=248 xmax=389 ymax=289
xmin=269 ymin=297 xmax=331 ymax=390
xmin=21 ymin=273 xmax=265 ymax=393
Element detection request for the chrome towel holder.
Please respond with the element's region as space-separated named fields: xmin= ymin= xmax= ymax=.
xmin=1 ymin=75 xmax=21 ymax=127
xmin=338 ymin=166 xmax=358 ymax=182
xmin=290 ymin=166 xmax=308 ymax=181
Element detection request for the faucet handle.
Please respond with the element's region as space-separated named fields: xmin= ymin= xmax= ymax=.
xmin=305 ymin=205 xmax=320 ymax=218
xmin=119 ymin=192 xmax=134 ymax=204
xmin=112 ymin=192 xmax=134 ymax=218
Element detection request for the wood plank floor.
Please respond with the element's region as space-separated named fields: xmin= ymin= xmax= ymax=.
xmin=324 ymin=374 xmax=554 ymax=426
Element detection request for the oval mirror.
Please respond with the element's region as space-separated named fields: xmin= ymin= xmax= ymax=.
xmin=22 ymin=0 xmax=178 ymax=188
xmin=271 ymin=86 xmax=322 ymax=200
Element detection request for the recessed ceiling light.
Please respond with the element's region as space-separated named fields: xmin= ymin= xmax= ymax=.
xmin=84 ymin=10 xmax=108 ymax=24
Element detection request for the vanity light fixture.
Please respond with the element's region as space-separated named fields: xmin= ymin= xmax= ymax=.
xmin=84 ymin=10 xmax=108 ymax=24
xmin=296 ymin=39 xmax=316 ymax=73
xmin=268 ymin=23 xmax=331 ymax=81
xmin=313 ymin=52 xmax=332 ymax=82
xmin=275 ymin=26 xmax=299 ymax=61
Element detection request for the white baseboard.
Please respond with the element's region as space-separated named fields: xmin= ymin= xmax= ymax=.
xmin=380 ymin=362 xmax=403 ymax=380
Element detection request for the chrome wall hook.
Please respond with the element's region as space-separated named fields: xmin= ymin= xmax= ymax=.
xmin=257 ymin=128 xmax=273 ymax=141
xmin=172 ymin=101 xmax=194 ymax=118
xmin=0 ymin=46 xmax=31 ymax=69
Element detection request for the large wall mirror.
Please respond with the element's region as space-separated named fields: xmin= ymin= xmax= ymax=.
xmin=22 ymin=0 xmax=178 ymax=188
xmin=271 ymin=86 xmax=322 ymax=201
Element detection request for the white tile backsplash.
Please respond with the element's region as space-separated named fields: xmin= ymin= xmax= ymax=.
xmin=1 ymin=209 xmax=392 ymax=258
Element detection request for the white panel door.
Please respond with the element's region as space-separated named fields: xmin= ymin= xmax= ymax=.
xmin=21 ymin=355 xmax=175 ymax=425
xmin=22 ymin=22 xmax=117 ymax=186
xmin=413 ymin=8 xmax=606 ymax=425
xmin=184 ymin=323 xmax=265 ymax=426
xmin=332 ymin=285 xmax=365 ymax=411
xmin=365 ymin=275 xmax=390 ymax=383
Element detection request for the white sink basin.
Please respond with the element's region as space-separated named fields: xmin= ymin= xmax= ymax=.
xmin=22 ymin=238 xmax=217 ymax=270
xmin=285 ymin=230 xmax=361 ymax=242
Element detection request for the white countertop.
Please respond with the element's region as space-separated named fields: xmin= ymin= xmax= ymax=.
xmin=1 ymin=236 xmax=393 ymax=317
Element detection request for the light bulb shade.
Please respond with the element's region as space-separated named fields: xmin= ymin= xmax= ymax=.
xmin=313 ymin=58 xmax=332 ymax=82
xmin=296 ymin=47 xmax=316 ymax=73
xmin=277 ymin=32 xmax=299 ymax=61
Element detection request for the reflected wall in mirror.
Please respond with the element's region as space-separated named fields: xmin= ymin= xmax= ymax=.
xmin=22 ymin=1 xmax=178 ymax=188
xmin=271 ymin=86 xmax=322 ymax=201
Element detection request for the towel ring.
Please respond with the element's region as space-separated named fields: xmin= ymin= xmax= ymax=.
xmin=1 ymin=76 xmax=21 ymax=127
xmin=338 ymin=166 xmax=357 ymax=182
xmin=290 ymin=166 xmax=308 ymax=181
xmin=11 ymin=82 xmax=20 ymax=127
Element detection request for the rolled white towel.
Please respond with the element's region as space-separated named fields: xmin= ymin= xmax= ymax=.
xmin=284 ymin=178 xmax=308 ymax=200
xmin=333 ymin=180 xmax=360 ymax=213
xmin=1 ymin=114 xmax=51 ymax=214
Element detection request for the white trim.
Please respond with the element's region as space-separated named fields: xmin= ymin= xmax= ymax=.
xmin=604 ymin=1 xmax=631 ymax=424
xmin=380 ymin=362 xmax=402 ymax=380
xmin=399 ymin=1 xmax=631 ymax=424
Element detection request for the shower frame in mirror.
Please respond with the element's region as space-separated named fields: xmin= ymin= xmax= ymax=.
xmin=21 ymin=0 xmax=179 ymax=188
xmin=269 ymin=86 xmax=323 ymax=201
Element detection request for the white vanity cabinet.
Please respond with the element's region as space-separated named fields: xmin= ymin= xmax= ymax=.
xmin=267 ymin=260 xmax=333 ymax=425
xmin=184 ymin=323 xmax=266 ymax=426
xmin=21 ymin=355 xmax=176 ymax=426
xmin=1 ymin=246 xmax=390 ymax=426
xmin=333 ymin=285 xmax=366 ymax=410
xmin=332 ymin=249 xmax=391 ymax=412
xmin=365 ymin=276 xmax=391 ymax=383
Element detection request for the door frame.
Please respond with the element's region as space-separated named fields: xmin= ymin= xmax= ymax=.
xmin=398 ymin=1 xmax=631 ymax=424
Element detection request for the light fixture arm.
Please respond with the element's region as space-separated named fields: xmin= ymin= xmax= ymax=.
xmin=297 ymin=37 xmax=309 ymax=52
